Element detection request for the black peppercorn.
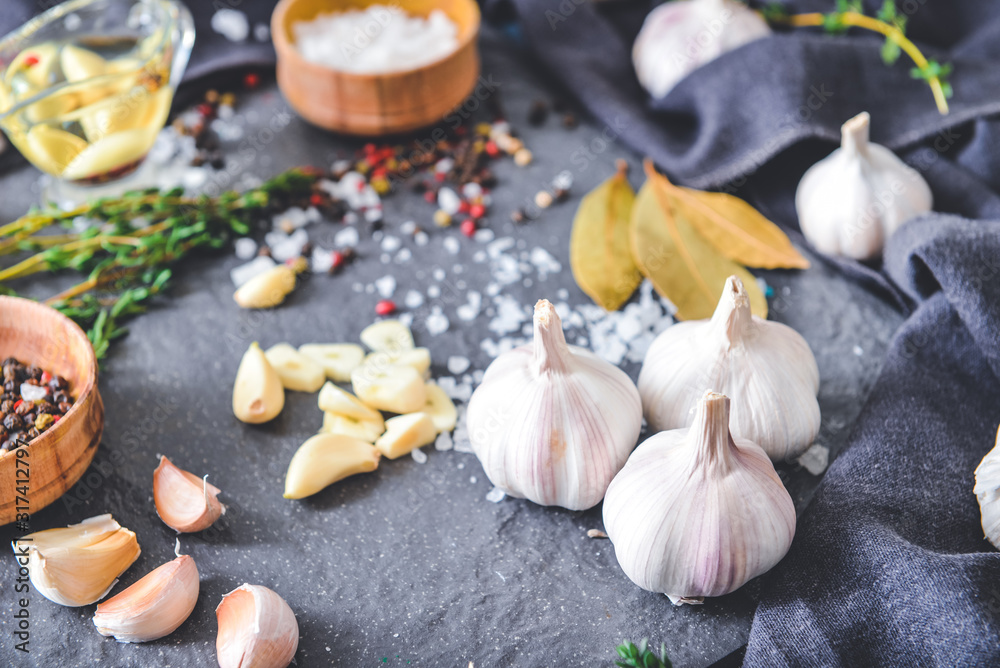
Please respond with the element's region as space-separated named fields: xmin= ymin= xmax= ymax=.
xmin=4 ymin=414 xmax=22 ymax=431
xmin=527 ymin=100 xmax=549 ymax=126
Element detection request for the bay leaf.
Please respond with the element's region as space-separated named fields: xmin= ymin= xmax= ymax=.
xmin=631 ymin=161 xmax=767 ymax=321
xmin=659 ymin=175 xmax=810 ymax=270
xmin=569 ymin=160 xmax=641 ymax=311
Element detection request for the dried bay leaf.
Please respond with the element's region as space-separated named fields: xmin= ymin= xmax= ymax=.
xmin=631 ymin=161 xmax=767 ymax=320
xmin=570 ymin=160 xmax=641 ymax=311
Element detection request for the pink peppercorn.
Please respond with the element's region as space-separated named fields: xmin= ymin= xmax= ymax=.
xmin=375 ymin=299 xmax=396 ymax=316
xmin=469 ymin=203 xmax=486 ymax=219
xmin=460 ymin=219 xmax=476 ymax=237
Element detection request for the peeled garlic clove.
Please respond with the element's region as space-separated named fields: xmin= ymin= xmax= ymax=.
xmin=153 ymin=456 xmax=225 ymax=533
xmin=92 ymin=549 xmax=199 ymax=642
xmin=317 ymin=381 xmax=382 ymax=421
xmin=233 ymin=265 xmax=296 ymax=309
xmin=216 ymin=584 xmax=299 ymax=668
xmin=633 ymin=0 xmax=771 ymax=99
xmin=375 ymin=412 xmax=437 ymax=459
xmin=974 ymin=427 xmax=1000 ymax=550
xmin=23 ymin=124 xmax=88 ymax=176
xmin=363 ymin=347 xmax=432 ymax=375
xmin=61 ymin=127 xmax=159 ymax=181
xmin=320 ymin=411 xmax=385 ymax=442
xmin=298 ymin=343 xmax=365 ymax=382
xmin=233 ymin=342 xmax=285 ymax=424
xmin=604 ymin=391 xmax=795 ymax=600
xmin=13 ymin=514 xmax=141 ymax=607
xmin=284 ymin=433 xmax=381 ymax=499
xmin=467 ymin=299 xmax=642 ymax=510
xmin=351 ymin=363 xmax=427 ymax=414
xmin=423 ymin=383 xmax=457 ymax=433
xmin=796 ymin=112 xmax=933 ymax=260
xmin=360 ymin=319 xmax=414 ymax=353
xmin=264 ymin=343 xmax=326 ymax=392
xmin=638 ymin=275 xmax=820 ymax=461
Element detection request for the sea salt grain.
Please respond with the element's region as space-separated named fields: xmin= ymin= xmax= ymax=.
xmin=444 ymin=237 xmax=460 ymax=255
xmin=798 ymin=444 xmax=829 ymax=476
xmin=230 ymin=256 xmax=276 ymax=288
xmin=375 ymin=275 xmax=396 ymax=298
xmin=234 ymin=237 xmax=257 ymax=260
xmin=404 ymin=290 xmax=424 ymax=309
xmin=485 ymin=487 xmax=506 ymax=503
xmin=447 ymin=356 xmax=470 ymax=375
xmin=435 ymin=432 xmax=453 ymax=451
xmin=425 ymin=307 xmax=450 ymax=335
xmin=211 ymin=9 xmax=249 ymax=42
xmin=411 ymin=448 xmax=428 ymax=464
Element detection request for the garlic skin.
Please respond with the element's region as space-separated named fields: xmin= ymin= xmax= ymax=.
xmin=216 ymin=584 xmax=299 ymax=668
xmin=93 ymin=549 xmax=199 ymax=642
xmin=12 ymin=514 xmax=141 ymax=607
xmin=633 ymin=0 xmax=771 ymax=99
xmin=796 ymin=111 xmax=933 ymax=260
xmin=153 ymin=456 xmax=226 ymax=533
xmin=603 ymin=391 xmax=795 ymax=600
xmin=466 ymin=299 xmax=642 ymax=511
xmin=974 ymin=427 xmax=1000 ymax=550
xmin=638 ymin=276 xmax=820 ymax=461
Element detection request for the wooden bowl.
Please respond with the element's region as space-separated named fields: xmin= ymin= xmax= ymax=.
xmin=272 ymin=0 xmax=481 ymax=136
xmin=0 ymin=297 xmax=103 ymax=525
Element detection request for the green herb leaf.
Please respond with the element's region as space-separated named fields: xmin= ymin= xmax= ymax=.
xmin=613 ymin=639 xmax=672 ymax=668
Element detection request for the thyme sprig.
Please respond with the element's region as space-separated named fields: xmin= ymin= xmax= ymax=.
xmin=763 ymin=0 xmax=952 ymax=114
xmin=614 ymin=639 xmax=673 ymax=668
xmin=0 ymin=167 xmax=320 ymax=359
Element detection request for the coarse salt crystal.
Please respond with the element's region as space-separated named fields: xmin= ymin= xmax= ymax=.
xmin=414 ymin=232 xmax=429 ymax=246
xmin=395 ymin=248 xmax=412 ymax=263
xmin=798 ymin=444 xmax=829 ymax=476
xmin=427 ymin=285 xmax=441 ymax=299
xmin=529 ymin=247 xmax=562 ymax=279
xmin=400 ymin=220 xmax=417 ymax=235
xmin=234 ymin=237 xmax=257 ymax=260
xmin=334 ymin=227 xmax=359 ymax=247
xmin=462 ymin=182 xmax=483 ymax=199
xmin=310 ymin=247 xmax=335 ymax=273
xmin=381 ymin=235 xmax=401 ymax=252
xmin=411 ymin=447 xmax=428 ymax=464
xmin=375 ymin=275 xmax=396 ymax=298
xmin=435 ymin=157 xmax=455 ymax=173
xmin=444 ymin=237 xmax=460 ymax=255
xmin=425 ymin=306 xmax=450 ymax=335
xmin=405 ymin=290 xmax=424 ymax=309
xmin=552 ymin=170 xmax=574 ymax=190
xmin=447 ymin=356 xmax=470 ymax=375
xmin=474 ymin=229 xmax=495 ymax=243
xmin=456 ymin=291 xmax=482 ymax=321
xmin=432 ymin=268 xmax=446 ymax=281
xmin=20 ymin=384 xmax=47 ymax=402
xmin=211 ymin=8 xmax=250 ymax=42
xmin=485 ymin=487 xmax=506 ymax=503
xmin=230 ymin=256 xmax=276 ymax=288
xmin=437 ymin=187 xmax=461 ymax=215
xmin=435 ymin=431 xmax=453 ymax=451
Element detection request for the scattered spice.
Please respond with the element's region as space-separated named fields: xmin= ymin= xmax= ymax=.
xmin=0 ymin=357 xmax=73 ymax=451
xmin=374 ymin=299 xmax=396 ymax=316
xmin=527 ymin=99 xmax=548 ymax=126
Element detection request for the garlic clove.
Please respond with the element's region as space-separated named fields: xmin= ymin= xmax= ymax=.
xmin=320 ymin=411 xmax=385 ymax=442
xmin=375 ymin=412 xmax=437 ymax=459
xmin=13 ymin=514 xmax=141 ymax=607
xmin=153 ymin=456 xmax=225 ymax=533
xmin=233 ymin=342 xmax=285 ymax=424
xmin=351 ymin=363 xmax=427 ymax=414
xmin=298 ymin=343 xmax=365 ymax=382
xmin=264 ymin=343 xmax=326 ymax=392
xmin=284 ymin=433 xmax=381 ymax=499
xmin=360 ymin=319 xmax=415 ymax=353
xmin=795 ymin=112 xmax=933 ymax=260
xmin=60 ymin=44 xmax=108 ymax=83
xmin=974 ymin=426 xmax=1000 ymax=550
xmin=216 ymin=584 xmax=299 ymax=668
xmin=423 ymin=382 xmax=457 ymax=433
xmin=92 ymin=548 xmax=199 ymax=643
xmin=363 ymin=347 xmax=432 ymax=376
xmin=638 ymin=275 xmax=820 ymax=461
xmin=604 ymin=391 xmax=795 ymax=600
xmin=233 ymin=265 xmax=296 ymax=309
xmin=317 ymin=381 xmax=382 ymax=421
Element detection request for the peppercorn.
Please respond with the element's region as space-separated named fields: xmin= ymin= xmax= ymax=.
xmin=1 ymin=400 xmax=12 ymax=414
xmin=35 ymin=414 xmax=54 ymax=431
xmin=433 ymin=210 xmax=452 ymax=227
xmin=562 ymin=113 xmax=578 ymax=129
xmin=14 ymin=401 xmax=31 ymax=416
xmin=469 ymin=203 xmax=486 ymax=219
xmin=26 ymin=427 xmax=39 ymax=440
xmin=554 ymin=188 xmax=570 ymax=203
xmin=4 ymin=414 xmax=22 ymax=431
xmin=375 ymin=299 xmax=397 ymax=316
xmin=534 ymin=191 xmax=554 ymax=209
xmin=58 ymin=402 xmax=72 ymax=414
xmin=510 ymin=209 xmax=526 ymax=224
xmin=257 ymin=246 xmax=272 ymax=258
xmin=460 ymin=219 xmax=477 ymax=237
xmin=528 ymin=100 xmax=549 ymax=126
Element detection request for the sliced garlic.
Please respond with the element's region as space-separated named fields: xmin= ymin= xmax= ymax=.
xmin=264 ymin=343 xmax=326 ymax=392
xmin=233 ymin=265 xmax=296 ymax=309
xmin=351 ymin=364 xmax=426 ymax=414
xmin=317 ymin=381 xmax=382 ymax=421
xmin=298 ymin=343 xmax=365 ymax=382
xmin=284 ymin=433 xmax=381 ymax=499
xmin=61 ymin=127 xmax=159 ymax=181
xmin=363 ymin=347 xmax=432 ymax=375
xmin=233 ymin=342 xmax=285 ymax=424
xmin=92 ymin=548 xmax=199 ymax=643
xmin=216 ymin=584 xmax=299 ymax=668
xmin=13 ymin=514 xmax=141 ymax=607
xmin=360 ymin=319 xmax=414 ymax=353
xmin=423 ymin=383 xmax=457 ymax=433
xmin=375 ymin=412 xmax=436 ymax=459
xmin=320 ymin=411 xmax=385 ymax=442
xmin=153 ymin=456 xmax=225 ymax=533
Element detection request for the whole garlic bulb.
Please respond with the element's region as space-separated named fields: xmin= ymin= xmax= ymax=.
xmin=974 ymin=427 xmax=1000 ymax=550
xmin=795 ymin=111 xmax=933 ymax=260
xmin=633 ymin=0 xmax=771 ymax=99
xmin=467 ymin=299 xmax=642 ymax=510
xmin=638 ymin=275 xmax=819 ymax=461
xmin=603 ymin=391 xmax=795 ymax=601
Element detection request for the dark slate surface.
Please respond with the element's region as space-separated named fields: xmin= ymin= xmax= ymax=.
xmin=0 ymin=29 xmax=901 ymax=667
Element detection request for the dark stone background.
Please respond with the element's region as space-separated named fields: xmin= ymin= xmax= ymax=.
xmin=0 ymin=28 xmax=901 ymax=667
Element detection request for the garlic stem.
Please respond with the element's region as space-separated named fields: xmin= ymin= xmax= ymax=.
xmin=710 ymin=275 xmax=754 ymax=344
xmin=692 ymin=391 xmax=734 ymax=473
xmin=841 ymin=111 xmax=870 ymax=157
xmin=532 ymin=300 xmax=571 ymax=374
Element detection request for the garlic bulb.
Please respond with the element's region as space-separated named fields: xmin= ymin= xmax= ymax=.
xmin=153 ymin=455 xmax=226 ymax=533
xmin=92 ymin=544 xmax=199 ymax=642
xmin=974 ymin=427 xmax=1000 ymax=550
xmin=466 ymin=299 xmax=642 ymax=510
xmin=638 ymin=275 xmax=819 ymax=461
xmin=216 ymin=584 xmax=299 ymax=668
xmin=633 ymin=0 xmax=771 ymax=99
xmin=603 ymin=391 xmax=795 ymax=601
xmin=12 ymin=514 xmax=141 ymax=607
xmin=795 ymin=111 xmax=933 ymax=260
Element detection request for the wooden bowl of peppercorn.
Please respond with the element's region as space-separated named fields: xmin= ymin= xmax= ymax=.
xmin=0 ymin=297 xmax=103 ymax=525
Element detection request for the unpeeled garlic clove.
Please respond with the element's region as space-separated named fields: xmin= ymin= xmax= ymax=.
xmin=604 ymin=391 xmax=795 ymax=601
xmin=974 ymin=426 xmax=1000 ymax=550
xmin=153 ymin=456 xmax=225 ymax=533
xmin=284 ymin=433 xmax=381 ymax=499
xmin=351 ymin=363 xmax=426 ymax=414
xmin=233 ymin=265 xmax=296 ymax=309
xmin=360 ymin=319 xmax=414 ymax=352
xmin=375 ymin=412 xmax=437 ymax=459
xmin=264 ymin=343 xmax=326 ymax=392
xmin=12 ymin=514 xmax=141 ymax=607
xmin=298 ymin=343 xmax=365 ymax=382
xmin=317 ymin=381 xmax=382 ymax=421
xmin=233 ymin=342 xmax=285 ymax=424
xmin=423 ymin=383 xmax=457 ymax=433
xmin=320 ymin=411 xmax=385 ymax=442
xmin=92 ymin=546 xmax=199 ymax=642
xmin=216 ymin=584 xmax=299 ymax=668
